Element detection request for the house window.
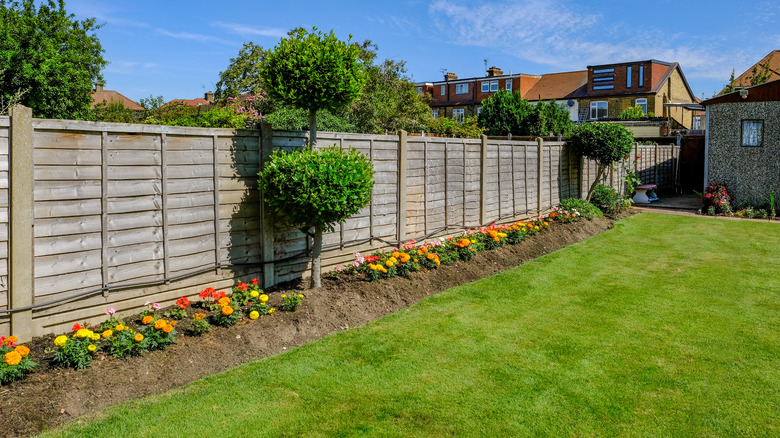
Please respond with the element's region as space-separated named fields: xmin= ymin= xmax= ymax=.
xmin=440 ymin=85 xmax=445 ymax=96
xmin=627 ymin=66 xmax=632 ymax=88
xmin=452 ymin=108 xmax=465 ymax=121
xmin=506 ymin=80 xmax=512 ymax=91
xmin=416 ymin=87 xmax=422 ymax=94
xmin=741 ymin=120 xmax=763 ymax=147
xmin=639 ymin=65 xmax=644 ymax=87
xmin=636 ymin=98 xmax=647 ymax=114
xmin=490 ymin=80 xmax=498 ymax=92
xmin=455 ymin=83 xmax=468 ymax=94
xmin=593 ymin=68 xmax=615 ymax=74
xmin=481 ymin=81 xmax=489 ymax=92
xmin=590 ymin=101 xmax=608 ymax=119
xmin=593 ymin=85 xmax=614 ymax=90
xmin=432 ymin=109 xmax=438 ymax=120
xmin=692 ymin=116 xmax=701 ymax=130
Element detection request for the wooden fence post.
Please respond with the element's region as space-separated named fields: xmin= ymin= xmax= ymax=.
xmin=9 ymin=105 xmax=34 ymax=342
xmin=537 ymin=137 xmax=544 ymax=215
xmin=480 ymin=135 xmax=488 ymax=224
xmin=397 ymin=130 xmax=407 ymax=242
xmin=654 ymin=143 xmax=660 ymax=186
xmin=258 ymin=123 xmax=275 ymax=289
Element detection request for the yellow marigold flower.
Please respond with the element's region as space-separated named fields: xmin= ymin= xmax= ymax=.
xmin=535 ymin=226 xmax=539 ymax=230
xmin=134 ymin=334 xmax=144 ymax=342
xmin=154 ymin=319 xmax=167 ymax=330
xmin=75 ymin=328 xmax=90 ymax=338
xmin=298 ymin=294 xmax=304 ymax=298
xmin=221 ymin=305 xmax=234 ymax=316
xmin=281 ymin=294 xmax=287 ymax=298
xmin=142 ymin=315 xmax=154 ymax=325
xmin=414 ymin=259 xmax=418 ymax=262
xmin=91 ymin=333 xmax=101 ymax=341
xmin=435 ymin=259 xmax=441 ymax=266
xmin=250 ymin=290 xmax=259 ymax=298
xmin=386 ymin=259 xmax=394 ymax=267
xmin=470 ymin=239 xmax=476 ymax=244
xmin=4 ymin=350 xmax=22 ymax=366
xmin=116 ymin=324 xmax=125 ymax=331
xmin=102 ymin=330 xmax=113 ymax=338
xmin=163 ymin=324 xmax=173 ymax=333
xmin=369 ymin=264 xmax=378 ymax=271
xmin=417 ymin=250 xmax=423 ymax=256
xmin=249 ymin=311 xmax=260 ymax=320
xmin=269 ymin=308 xmax=275 ymax=314
xmin=543 ymin=222 xmax=549 ymax=226
xmin=217 ymin=297 xmax=231 ymax=308
xmin=379 ymin=267 xmax=387 ymax=273
xmin=54 ymin=335 xmax=68 ymax=347
xmin=14 ymin=345 xmax=30 ymax=357
xmin=392 ymin=251 xmax=401 ymax=258
xmin=259 ymin=294 xmax=269 ymax=302
xmin=87 ymin=344 xmax=97 ymax=352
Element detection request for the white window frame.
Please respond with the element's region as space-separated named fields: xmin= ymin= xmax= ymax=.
xmin=440 ymin=85 xmax=446 ymax=96
xmin=741 ymin=120 xmax=763 ymax=147
xmin=635 ymin=98 xmax=647 ymax=114
xmin=455 ymin=83 xmax=468 ymax=94
xmin=416 ymin=86 xmax=422 ymax=94
xmin=692 ymin=115 xmax=701 ymax=130
xmin=432 ymin=109 xmax=439 ymax=120
xmin=452 ymin=108 xmax=465 ymax=121
xmin=506 ymin=80 xmax=512 ymax=91
xmin=590 ymin=101 xmax=608 ymax=120
xmin=490 ymin=80 xmax=498 ymax=92
xmin=481 ymin=81 xmax=489 ymax=92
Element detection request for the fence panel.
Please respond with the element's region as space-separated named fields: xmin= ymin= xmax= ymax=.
xmin=0 ymin=118 xmax=8 ymax=313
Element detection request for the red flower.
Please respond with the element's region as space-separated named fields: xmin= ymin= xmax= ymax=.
xmin=176 ymin=296 xmax=190 ymax=309
xmin=72 ymin=323 xmax=82 ymax=331
xmin=199 ymin=287 xmax=216 ymax=299
xmin=252 ymin=278 xmax=258 ymax=286
xmin=213 ymin=291 xmax=226 ymax=300
xmin=237 ymin=283 xmax=248 ymax=292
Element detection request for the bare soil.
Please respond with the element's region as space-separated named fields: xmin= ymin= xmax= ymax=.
xmin=0 ymin=214 xmax=623 ymax=437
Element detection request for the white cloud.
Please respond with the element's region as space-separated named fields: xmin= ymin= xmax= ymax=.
xmin=211 ymin=21 xmax=287 ymax=38
xmin=155 ymin=29 xmax=234 ymax=45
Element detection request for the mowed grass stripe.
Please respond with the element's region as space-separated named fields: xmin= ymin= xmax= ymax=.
xmin=43 ymin=213 xmax=780 ymax=437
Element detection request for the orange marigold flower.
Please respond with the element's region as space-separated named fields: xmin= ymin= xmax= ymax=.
xmin=142 ymin=315 xmax=154 ymax=325
xmin=4 ymin=350 xmax=22 ymax=366
xmin=154 ymin=319 xmax=167 ymax=330
xmin=427 ymin=253 xmax=435 ymax=260
xmin=163 ymin=324 xmax=174 ymax=333
xmin=14 ymin=345 xmax=30 ymax=357
xmin=221 ymin=305 xmax=234 ymax=316
xmin=170 ymin=320 xmax=177 ymax=326
xmin=194 ymin=313 xmax=206 ymax=321
xmin=217 ymin=296 xmax=231 ymax=308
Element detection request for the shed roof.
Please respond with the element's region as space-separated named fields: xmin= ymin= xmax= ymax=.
xmin=524 ymin=70 xmax=587 ymax=101
xmin=703 ymin=79 xmax=780 ymax=106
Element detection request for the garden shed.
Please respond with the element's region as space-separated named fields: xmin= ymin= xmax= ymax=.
xmin=702 ymin=80 xmax=780 ymax=205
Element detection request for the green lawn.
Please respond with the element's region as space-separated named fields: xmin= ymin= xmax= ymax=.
xmin=42 ymin=213 xmax=780 ymax=437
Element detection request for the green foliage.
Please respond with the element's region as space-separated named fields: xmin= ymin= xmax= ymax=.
xmin=215 ymin=42 xmax=267 ymax=99
xmin=558 ymin=198 xmax=604 ymax=219
xmin=348 ymin=42 xmax=432 ymax=134
xmin=0 ymin=0 xmax=107 ymax=119
xmin=258 ymin=146 xmax=374 ymax=232
xmin=0 ymin=338 xmax=36 ymax=385
xmin=51 ymin=331 xmax=99 ymax=370
xmin=623 ymin=169 xmax=642 ymax=194
xmin=426 ymin=116 xmax=484 ymax=138
xmin=619 ymin=105 xmax=646 ymax=119
xmin=477 ymin=90 xmax=573 ymax=136
xmin=139 ymin=94 xmax=165 ymax=111
xmin=279 ymin=292 xmax=304 ymax=312
xmin=265 ymin=106 xmax=357 ymax=132
xmin=89 ymin=100 xmax=139 ymax=123
xmin=188 ymin=313 xmax=211 ymax=336
xmin=137 ymin=317 xmax=177 ymax=351
xmin=142 ymin=102 xmax=252 ymax=129
xmin=571 ymin=123 xmax=635 ymax=200
xmin=590 ymin=184 xmax=631 ymax=217
xmin=103 ymin=326 xmax=146 ymax=359
xmin=260 ymin=27 xmax=366 ymax=142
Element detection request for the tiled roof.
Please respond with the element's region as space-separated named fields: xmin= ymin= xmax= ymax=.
xmin=91 ymin=89 xmax=144 ymax=110
xmin=524 ymin=70 xmax=587 ymax=101
xmin=732 ymin=50 xmax=780 ymax=87
xmin=166 ymin=98 xmax=212 ymax=107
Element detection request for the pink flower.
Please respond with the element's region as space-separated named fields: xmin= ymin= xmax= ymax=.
xmin=105 ymin=307 xmax=116 ymax=316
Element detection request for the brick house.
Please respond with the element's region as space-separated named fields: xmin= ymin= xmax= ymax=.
xmin=90 ymin=83 xmax=144 ymax=110
xmin=702 ymin=80 xmax=780 ymax=205
xmin=416 ymin=59 xmax=701 ymax=129
xmin=579 ymin=59 xmax=700 ymax=128
xmin=165 ymin=91 xmax=216 ymax=108
xmin=727 ymin=50 xmax=780 ymax=89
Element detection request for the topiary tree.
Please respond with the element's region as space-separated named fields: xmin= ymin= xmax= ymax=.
xmin=571 ymin=123 xmax=635 ymax=200
xmin=258 ymin=146 xmax=374 ymax=288
xmin=259 ymin=28 xmax=366 ymax=146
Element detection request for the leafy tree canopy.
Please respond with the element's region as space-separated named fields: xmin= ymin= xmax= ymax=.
xmin=477 ymin=90 xmax=573 ymax=136
xmin=571 ymin=122 xmax=634 ymax=200
xmin=0 ymin=0 xmax=107 ymax=119
xmin=214 ymin=42 xmax=267 ymax=100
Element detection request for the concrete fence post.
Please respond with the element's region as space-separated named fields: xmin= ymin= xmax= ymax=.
xmin=258 ymin=123 xmax=276 ymax=289
xmin=537 ymin=137 xmax=544 ymax=215
xmin=480 ymin=135 xmax=488 ymax=224
xmin=9 ymin=105 xmax=34 ymax=342
xmin=397 ymin=130 xmax=408 ymax=242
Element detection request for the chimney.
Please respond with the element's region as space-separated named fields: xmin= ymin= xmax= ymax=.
xmin=94 ymin=82 xmax=104 ymax=92
xmin=205 ymin=91 xmax=214 ymax=103
xmin=445 ymin=72 xmax=458 ymax=81
xmin=486 ymin=66 xmax=503 ymax=77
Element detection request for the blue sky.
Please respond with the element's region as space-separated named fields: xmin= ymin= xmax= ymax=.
xmin=67 ymin=0 xmax=780 ymax=103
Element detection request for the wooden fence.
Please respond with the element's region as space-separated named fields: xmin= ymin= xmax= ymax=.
xmin=0 ymin=109 xmax=680 ymax=340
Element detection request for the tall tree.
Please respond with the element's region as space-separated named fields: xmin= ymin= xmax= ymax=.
xmin=571 ymin=123 xmax=634 ymax=200
xmin=0 ymin=0 xmax=107 ymax=119
xmin=259 ymin=27 xmax=366 ymax=146
xmin=214 ymin=42 xmax=267 ymax=99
